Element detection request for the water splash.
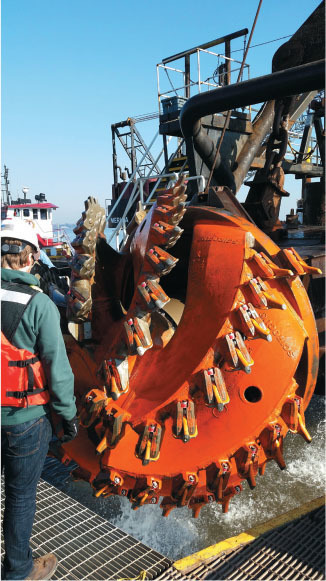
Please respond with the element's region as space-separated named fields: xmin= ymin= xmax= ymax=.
xmin=42 ymin=395 xmax=325 ymax=560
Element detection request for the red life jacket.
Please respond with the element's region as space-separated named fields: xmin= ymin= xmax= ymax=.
xmin=1 ymin=280 xmax=50 ymax=408
xmin=1 ymin=331 xmax=50 ymax=407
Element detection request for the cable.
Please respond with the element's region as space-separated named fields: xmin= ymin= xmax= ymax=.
xmin=164 ymin=67 xmax=179 ymax=97
xmin=231 ymin=34 xmax=292 ymax=54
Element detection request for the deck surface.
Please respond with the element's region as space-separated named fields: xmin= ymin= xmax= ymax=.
xmin=1 ymin=475 xmax=325 ymax=580
xmin=175 ymin=501 xmax=325 ymax=580
xmin=1 ymin=478 xmax=180 ymax=580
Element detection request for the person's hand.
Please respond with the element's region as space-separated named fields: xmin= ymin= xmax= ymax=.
xmin=61 ymin=416 xmax=79 ymax=443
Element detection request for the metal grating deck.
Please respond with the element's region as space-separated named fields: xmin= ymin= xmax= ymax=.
xmin=1 ymin=478 xmax=180 ymax=580
xmin=2 ymin=475 xmax=325 ymax=580
xmin=177 ymin=504 xmax=325 ymax=580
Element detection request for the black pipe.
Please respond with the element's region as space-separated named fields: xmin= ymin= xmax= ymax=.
xmin=180 ymin=60 xmax=325 ymax=139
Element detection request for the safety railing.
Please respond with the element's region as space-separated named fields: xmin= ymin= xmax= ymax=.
xmin=157 ymin=49 xmax=250 ymax=112
xmin=107 ymin=172 xmax=205 ymax=251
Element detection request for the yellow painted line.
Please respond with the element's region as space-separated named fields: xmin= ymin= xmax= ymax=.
xmin=174 ymin=496 xmax=325 ymax=573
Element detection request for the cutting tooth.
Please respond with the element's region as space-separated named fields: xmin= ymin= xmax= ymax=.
xmin=207 ymin=461 xmax=231 ymax=501
xmin=157 ymin=190 xmax=187 ymax=207
xmin=260 ymin=422 xmax=286 ymax=470
xmin=79 ymin=388 xmax=108 ymax=428
xmin=67 ymin=279 xmax=92 ymax=321
xmin=280 ymin=247 xmax=323 ymax=276
xmin=235 ymin=331 xmax=254 ymax=373
xmin=146 ymin=245 xmax=178 ymax=275
xmin=248 ymin=303 xmax=272 ymax=341
xmin=153 ymin=204 xmax=186 ymax=226
xmin=138 ymin=279 xmax=170 ymax=310
xmin=96 ymin=427 xmax=111 ymax=455
xmin=281 ymin=395 xmax=312 ymax=443
xmin=150 ymin=221 xmax=183 ymax=248
xmin=160 ymin=497 xmax=178 ymax=517
xmin=70 ymin=254 xmax=95 ymax=279
xmin=262 ymin=291 xmax=287 ymax=310
xmin=253 ymin=277 xmax=286 ymax=310
xmin=124 ymin=316 xmax=152 ymax=356
xmin=236 ymin=304 xmax=255 ymax=337
xmin=248 ymin=250 xmax=275 ymax=278
xmin=221 ymin=485 xmax=242 ymax=513
xmin=190 ymin=494 xmax=215 ymax=518
xmin=225 ymin=332 xmax=253 ymax=373
xmin=246 ymin=278 xmax=268 ymax=308
xmin=131 ymin=477 xmax=162 ymax=510
xmin=174 ymin=401 xmax=197 ymax=442
xmin=137 ymin=422 xmax=162 ymax=465
xmin=225 ymin=332 xmax=239 ymax=367
xmin=203 ymin=367 xmax=229 ymax=410
xmin=249 ymin=250 xmax=293 ymax=278
xmin=97 ymin=358 xmax=129 ymax=400
xmin=235 ymin=443 xmax=259 ymax=489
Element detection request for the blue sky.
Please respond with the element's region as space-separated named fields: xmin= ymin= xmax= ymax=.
xmin=2 ymin=0 xmax=320 ymax=224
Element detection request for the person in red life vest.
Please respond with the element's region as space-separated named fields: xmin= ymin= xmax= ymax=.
xmin=1 ymin=219 xmax=78 ymax=581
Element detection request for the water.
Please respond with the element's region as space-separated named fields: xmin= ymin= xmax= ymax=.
xmin=43 ymin=394 xmax=325 ymax=561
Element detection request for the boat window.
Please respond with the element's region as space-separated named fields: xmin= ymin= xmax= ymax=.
xmin=13 ymin=209 xmax=20 ymax=217
xmin=23 ymin=209 xmax=30 ymax=217
xmin=40 ymin=209 xmax=47 ymax=220
xmin=33 ymin=209 xmax=38 ymax=219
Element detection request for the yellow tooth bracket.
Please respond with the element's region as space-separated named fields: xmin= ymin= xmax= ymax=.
xmin=281 ymin=395 xmax=312 ymax=443
xmin=137 ymin=279 xmax=170 ymax=311
xmin=174 ymin=401 xmax=198 ymax=442
xmin=249 ymin=250 xmax=294 ymax=278
xmin=281 ymin=247 xmax=323 ymax=276
xmin=97 ymin=358 xmax=129 ymax=400
xmin=151 ymin=221 xmax=183 ymax=248
xmin=254 ymin=277 xmax=287 ymax=309
xmin=203 ymin=367 xmax=230 ymax=410
xmin=225 ymin=332 xmax=254 ymax=373
xmin=96 ymin=405 xmax=131 ymax=455
xmin=247 ymin=303 xmax=272 ymax=342
xmin=137 ymin=422 xmax=162 ymax=465
xmin=124 ymin=316 xmax=153 ymax=356
xmin=146 ymin=245 xmax=179 ymax=275
xmin=79 ymin=388 xmax=108 ymax=428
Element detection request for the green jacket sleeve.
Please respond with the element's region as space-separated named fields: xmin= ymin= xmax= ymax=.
xmin=28 ymin=293 xmax=77 ymax=420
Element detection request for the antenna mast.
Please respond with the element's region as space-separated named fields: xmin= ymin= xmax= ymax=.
xmin=1 ymin=165 xmax=11 ymax=205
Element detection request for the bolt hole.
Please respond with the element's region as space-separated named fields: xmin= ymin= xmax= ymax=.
xmin=244 ymin=386 xmax=262 ymax=403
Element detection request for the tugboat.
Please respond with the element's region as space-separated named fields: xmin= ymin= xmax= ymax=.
xmin=1 ymin=165 xmax=73 ymax=266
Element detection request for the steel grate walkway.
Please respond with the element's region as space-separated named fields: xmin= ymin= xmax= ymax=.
xmin=1 ymin=478 xmax=180 ymax=580
xmin=176 ymin=503 xmax=325 ymax=580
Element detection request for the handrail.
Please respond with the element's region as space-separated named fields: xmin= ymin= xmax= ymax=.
xmin=108 ymin=172 xmax=206 ymax=250
xmin=107 ymin=131 xmax=160 ymax=221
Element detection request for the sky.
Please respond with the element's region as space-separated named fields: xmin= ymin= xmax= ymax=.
xmin=1 ymin=0 xmax=321 ymax=224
